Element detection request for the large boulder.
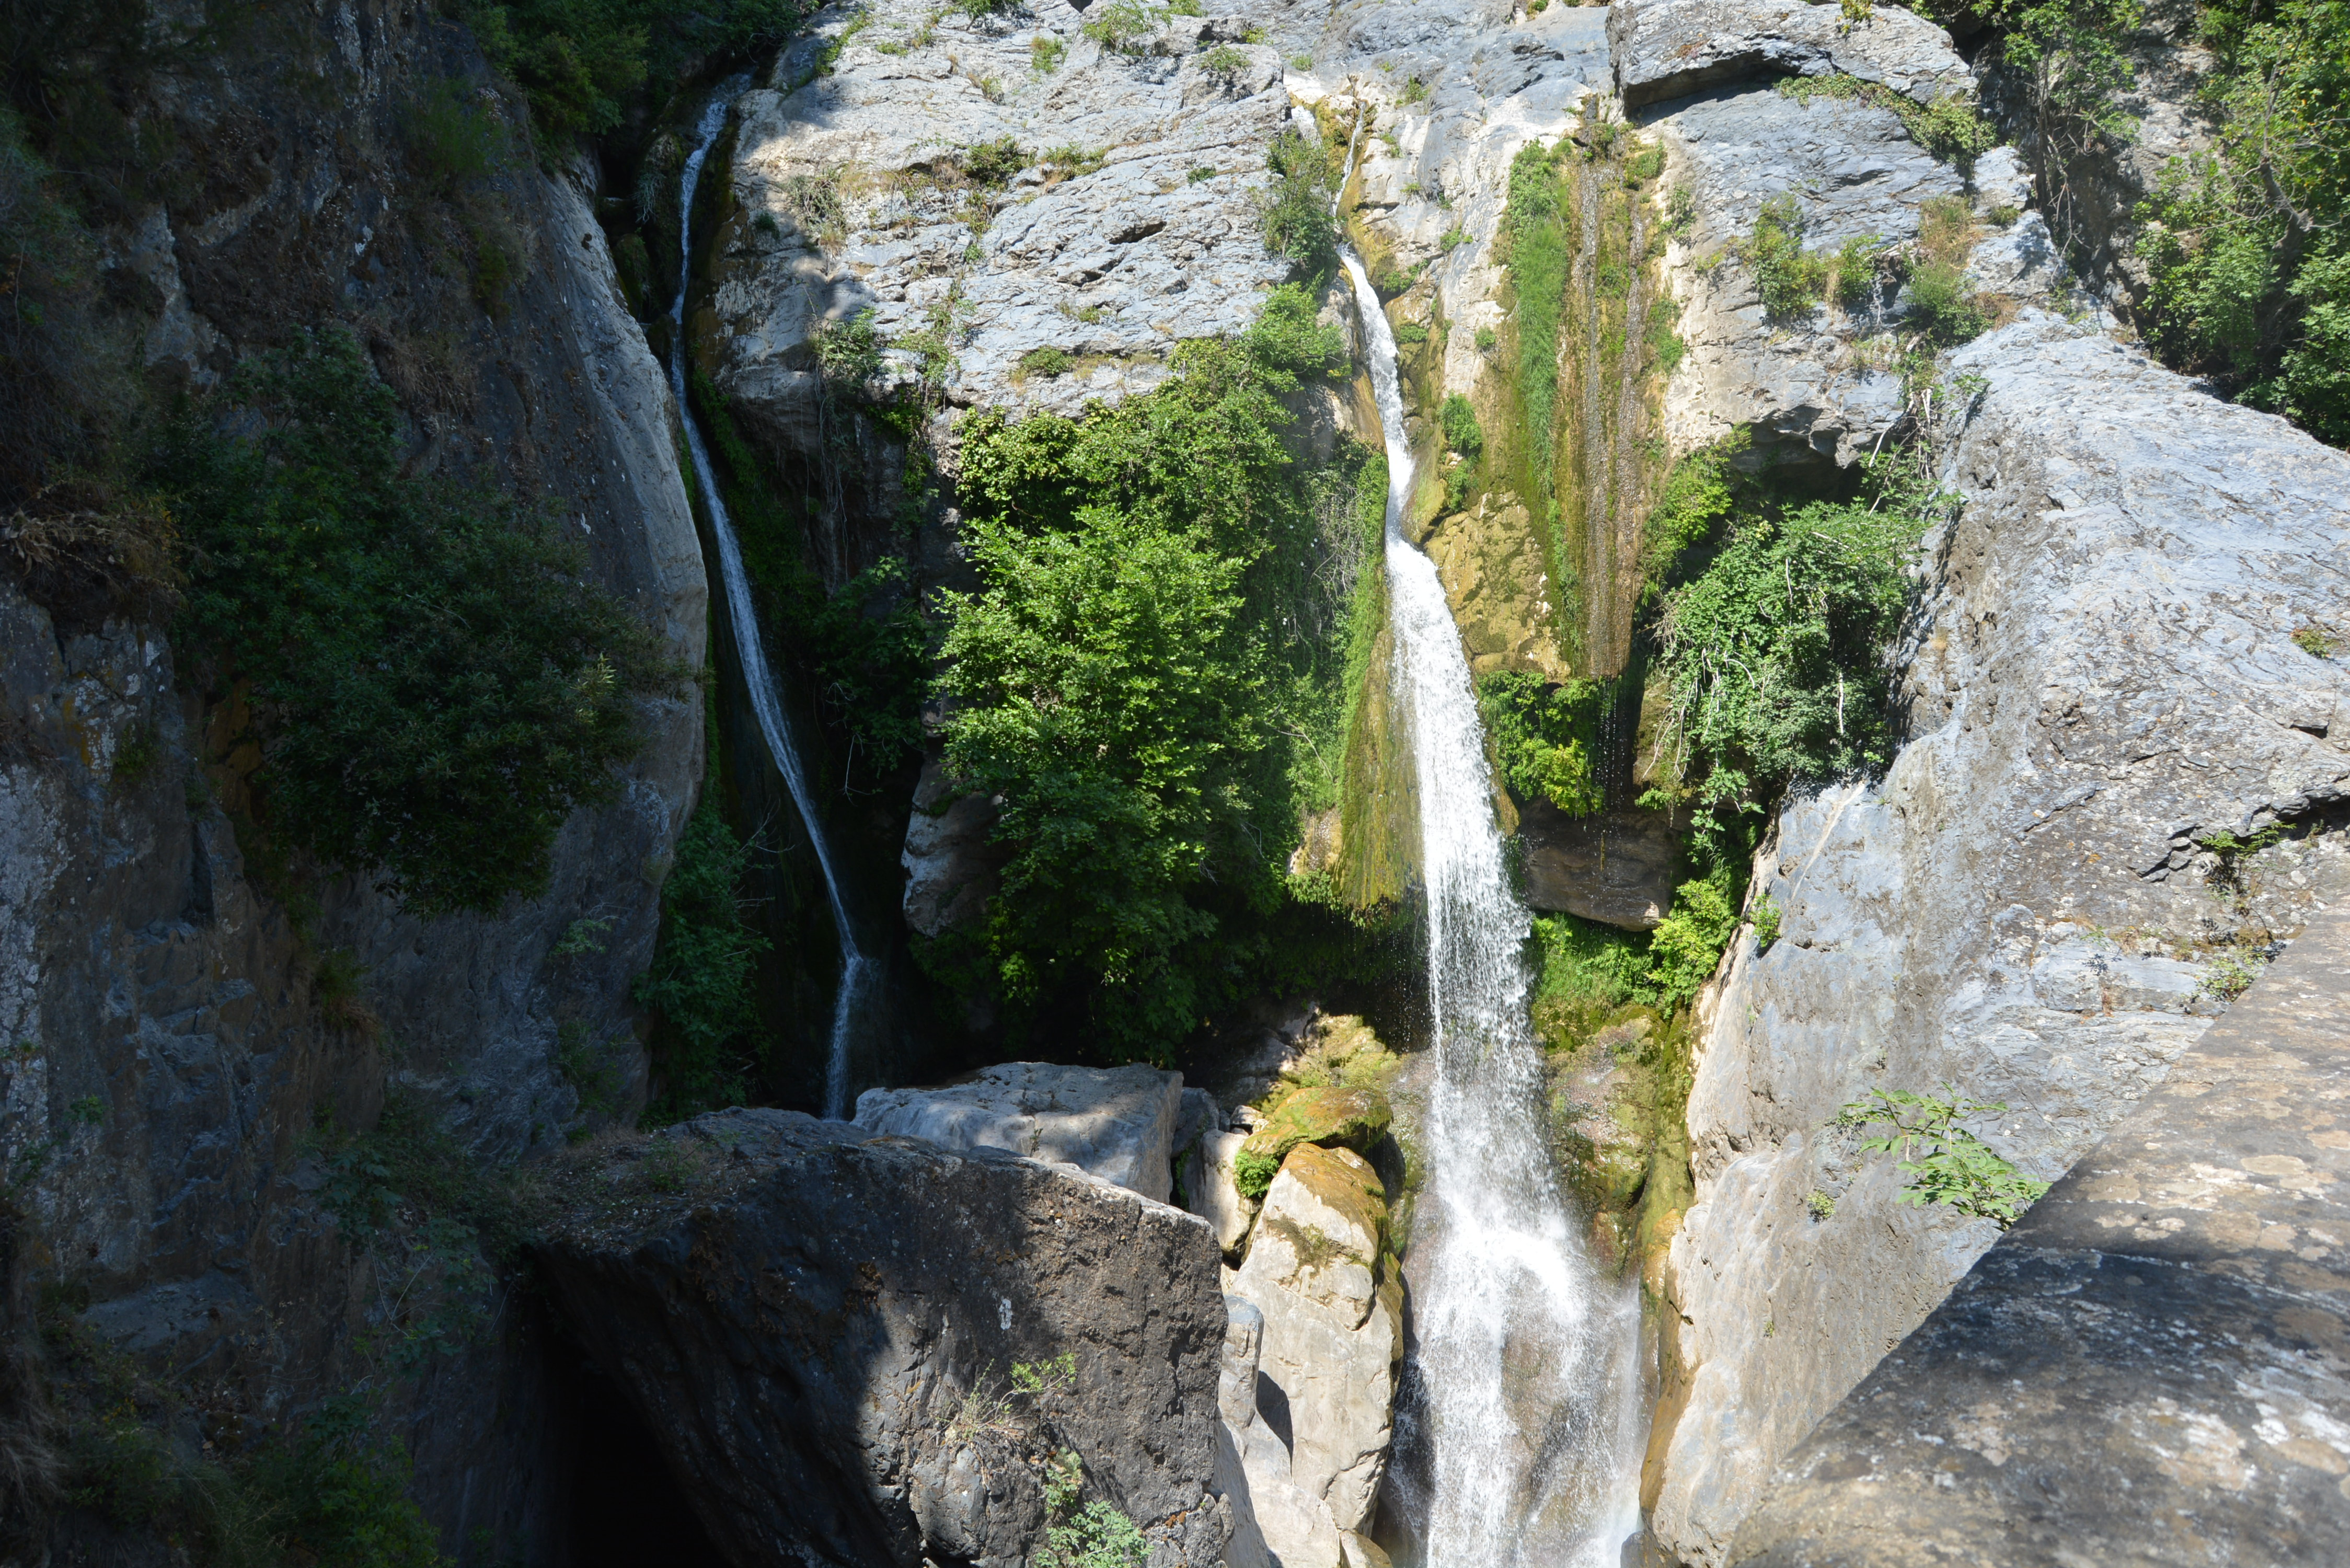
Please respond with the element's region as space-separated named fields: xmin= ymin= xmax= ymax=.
xmin=532 ymin=1109 xmax=1235 ymax=1568
xmin=1730 ymin=905 xmax=2350 ymax=1566
xmin=1609 ymin=0 xmax=1974 ymax=110
xmin=853 ymin=1060 xmax=1185 ymax=1201
xmin=1229 ymin=1143 xmax=1402 ymax=1537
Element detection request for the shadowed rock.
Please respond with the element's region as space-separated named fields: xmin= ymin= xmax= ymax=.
xmin=532 ymin=1108 xmax=1234 ymax=1567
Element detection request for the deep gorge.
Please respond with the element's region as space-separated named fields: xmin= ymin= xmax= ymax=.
xmin=3 ymin=1 xmax=2347 ymax=1566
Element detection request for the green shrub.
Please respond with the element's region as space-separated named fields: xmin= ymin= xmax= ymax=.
xmin=1742 ymin=194 xmax=1826 ymax=319
xmin=1232 ymin=1146 xmax=1282 ymax=1200
xmin=1639 ymin=430 xmax=1748 ymax=588
xmin=158 ymin=328 xmax=669 ymax=917
xmin=1243 ymin=283 xmax=1348 ymax=379
xmin=1475 ymin=672 xmax=1606 ymax=815
xmin=814 ymin=307 xmax=887 ymax=385
xmin=1750 ymin=892 xmax=1781 ymax=952
xmin=1907 ymin=195 xmax=1989 ymax=344
xmin=1080 ymin=0 xmax=1156 ymax=53
xmin=2137 ymin=0 xmax=2350 ymax=444
xmin=1033 ymin=34 xmax=1067 ymax=72
xmin=1200 ymin=43 xmax=1247 ymax=75
xmin=1259 ymin=128 xmax=1340 ymax=273
xmin=1018 ymin=345 xmax=1075 ymax=378
xmin=1838 ymin=1087 xmax=2051 ymax=1226
xmin=962 ymin=134 xmax=1030 ymax=186
xmin=1646 ymin=880 xmax=1737 ymax=1007
xmin=1391 ymin=321 xmax=1429 ymax=345
xmin=1439 ymin=393 xmax=1484 ymax=508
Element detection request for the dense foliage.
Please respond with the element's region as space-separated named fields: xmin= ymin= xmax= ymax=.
xmin=936 ymin=290 xmax=1360 ymax=1060
xmin=1650 ymin=490 xmax=1922 ymax=870
xmin=633 ymin=775 xmax=773 ymax=1121
xmin=0 ymin=110 xmax=122 ymax=504
xmin=1476 ymin=671 xmax=1607 ymax=814
xmin=1260 ymin=127 xmax=1341 ymax=273
xmin=2138 ymin=0 xmax=2350 ymax=445
xmin=160 ymin=329 xmax=669 ymax=916
xmin=464 ymin=0 xmax=805 ymax=138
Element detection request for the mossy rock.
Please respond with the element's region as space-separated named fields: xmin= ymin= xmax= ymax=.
xmin=1236 ymin=1085 xmax=1392 ymax=1198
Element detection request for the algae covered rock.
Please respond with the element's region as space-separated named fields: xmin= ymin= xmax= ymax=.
xmin=1238 ymin=1086 xmax=1393 ymax=1198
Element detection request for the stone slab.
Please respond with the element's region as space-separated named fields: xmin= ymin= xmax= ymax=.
xmin=1732 ymin=903 xmax=2350 ymax=1565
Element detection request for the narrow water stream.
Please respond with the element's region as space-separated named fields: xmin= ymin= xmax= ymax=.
xmin=1341 ymin=253 xmax=1645 ymax=1567
xmin=671 ymin=88 xmax=876 ymax=1119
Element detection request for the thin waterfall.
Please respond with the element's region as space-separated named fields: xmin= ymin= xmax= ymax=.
xmin=670 ymin=87 xmax=876 ymax=1120
xmin=1342 ymin=251 xmax=1644 ymax=1566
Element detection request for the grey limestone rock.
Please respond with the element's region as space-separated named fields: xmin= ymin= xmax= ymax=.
xmin=1610 ymin=0 xmax=1974 ymax=111
xmin=713 ymin=0 xmax=1296 ymax=445
xmin=1646 ymin=314 xmax=2350 ymax=1566
xmin=1730 ymin=904 xmax=2350 ymax=1567
xmin=1228 ymin=1142 xmax=1401 ymax=1537
xmin=533 ymin=1108 xmax=1235 ymax=1568
xmin=901 ymin=755 xmax=1007 ymax=938
xmin=853 ymin=1059 xmax=1187 ymax=1202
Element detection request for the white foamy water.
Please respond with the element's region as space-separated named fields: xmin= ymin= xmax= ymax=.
xmin=671 ymin=87 xmax=873 ymax=1118
xmin=1341 ymin=252 xmax=1645 ymax=1568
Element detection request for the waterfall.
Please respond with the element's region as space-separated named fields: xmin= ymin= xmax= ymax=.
xmin=671 ymin=87 xmax=876 ymax=1120
xmin=1341 ymin=252 xmax=1645 ymax=1566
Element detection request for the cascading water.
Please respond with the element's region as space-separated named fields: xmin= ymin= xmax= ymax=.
xmin=671 ymin=87 xmax=876 ymax=1119
xmin=1342 ymin=251 xmax=1645 ymax=1566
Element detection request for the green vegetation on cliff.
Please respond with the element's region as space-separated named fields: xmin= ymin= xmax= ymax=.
xmin=2138 ymin=0 xmax=2350 ymax=445
xmin=935 ymin=290 xmax=1381 ymax=1061
xmin=160 ymin=329 xmax=672 ymax=917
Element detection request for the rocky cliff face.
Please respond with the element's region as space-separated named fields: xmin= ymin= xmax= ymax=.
xmin=1650 ymin=310 xmax=2350 ymax=1564
xmin=533 ymin=1109 xmax=1235 ymax=1568
xmin=1 ymin=0 xmax=704 ymax=1554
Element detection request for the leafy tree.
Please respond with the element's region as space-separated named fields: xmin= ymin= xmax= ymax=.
xmin=939 ymin=309 xmax=1352 ymax=1061
xmin=161 ymin=328 xmax=670 ymax=916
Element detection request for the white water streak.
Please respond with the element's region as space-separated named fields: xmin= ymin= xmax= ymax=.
xmin=671 ymin=88 xmax=873 ymax=1119
xmin=1342 ymin=252 xmax=1644 ymax=1568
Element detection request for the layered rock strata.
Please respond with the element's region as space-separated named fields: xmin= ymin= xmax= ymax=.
xmin=1730 ymin=903 xmax=2350 ymax=1567
xmin=533 ymin=1109 xmax=1235 ymax=1567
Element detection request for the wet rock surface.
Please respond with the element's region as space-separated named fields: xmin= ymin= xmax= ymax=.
xmin=1519 ymin=803 xmax=1681 ymax=929
xmin=533 ymin=1108 xmax=1234 ymax=1568
xmin=1731 ymin=903 xmax=2350 ymax=1567
xmin=1650 ymin=314 xmax=2350 ymax=1564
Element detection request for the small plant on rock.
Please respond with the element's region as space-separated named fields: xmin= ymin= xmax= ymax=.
xmin=1199 ymin=43 xmax=1247 ymax=75
xmin=1837 ymin=1087 xmax=2050 ymax=1226
xmin=1742 ymin=194 xmax=1826 ymax=319
xmin=1017 ymin=345 xmax=1074 ymax=378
